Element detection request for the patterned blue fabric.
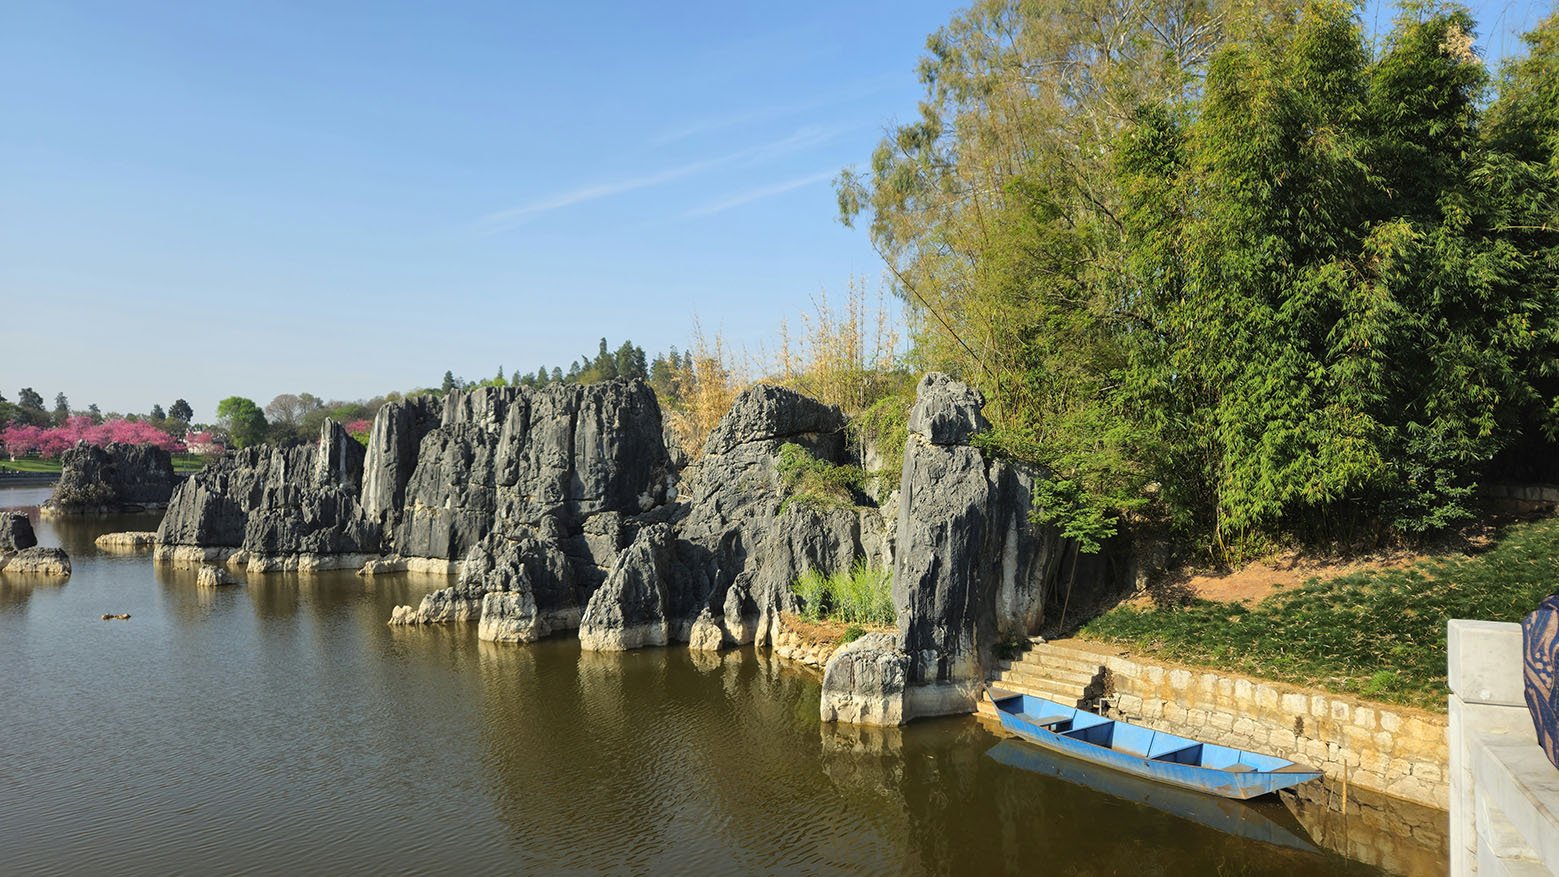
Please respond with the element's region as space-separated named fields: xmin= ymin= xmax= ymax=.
xmin=1524 ymin=594 xmax=1559 ymax=770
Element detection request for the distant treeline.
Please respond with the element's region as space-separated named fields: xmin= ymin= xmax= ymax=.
xmin=438 ymin=337 xmax=696 ymax=409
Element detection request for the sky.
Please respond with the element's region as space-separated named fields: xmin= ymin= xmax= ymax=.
xmin=0 ymin=0 xmax=1552 ymax=421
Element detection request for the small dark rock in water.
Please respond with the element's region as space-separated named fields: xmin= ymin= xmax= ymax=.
xmin=101 ymin=613 xmax=131 ymax=621
xmin=0 ymin=512 xmax=38 ymax=552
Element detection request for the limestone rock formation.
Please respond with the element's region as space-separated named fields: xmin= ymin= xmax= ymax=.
xmin=392 ymin=382 xmax=671 ymax=563
xmin=196 ymin=564 xmax=238 ymax=588
xmin=0 ymin=547 xmax=71 ymax=577
xmin=94 ymin=531 xmax=159 ymax=551
xmin=42 ymin=442 xmax=177 ymax=514
xmin=579 ymin=523 xmax=679 ymax=650
xmin=1 ymin=512 xmax=37 ymax=552
xmin=360 ymin=395 xmax=441 ymax=525
xmin=0 ymin=513 xmax=67 ymax=577
xmin=156 ymin=419 xmax=379 ymax=570
xmin=662 ymin=384 xmax=887 ymax=652
xmin=819 ymin=633 xmax=909 ymax=726
xmin=819 ymin=373 xmax=1121 ymax=726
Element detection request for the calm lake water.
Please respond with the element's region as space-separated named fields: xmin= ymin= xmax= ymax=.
xmin=0 ymin=485 xmax=1432 ymax=875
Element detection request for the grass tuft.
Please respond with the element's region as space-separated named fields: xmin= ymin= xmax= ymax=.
xmin=792 ymin=560 xmax=895 ymax=626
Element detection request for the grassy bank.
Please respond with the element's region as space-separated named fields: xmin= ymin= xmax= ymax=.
xmin=1083 ymin=515 xmax=1559 ymax=710
xmin=0 ymin=458 xmax=62 ymax=473
xmin=3 ymin=454 xmax=207 ymax=475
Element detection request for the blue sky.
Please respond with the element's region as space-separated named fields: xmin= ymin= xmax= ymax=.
xmin=0 ymin=0 xmax=1551 ymax=420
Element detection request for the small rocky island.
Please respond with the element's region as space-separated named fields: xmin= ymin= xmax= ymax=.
xmin=42 ymin=442 xmax=178 ymax=516
xmin=0 ymin=512 xmax=70 ymax=577
xmin=152 ymin=374 xmax=1131 ymax=725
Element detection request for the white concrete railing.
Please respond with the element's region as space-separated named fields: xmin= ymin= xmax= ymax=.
xmin=1447 ymin=619 xmax=1559 ymax=875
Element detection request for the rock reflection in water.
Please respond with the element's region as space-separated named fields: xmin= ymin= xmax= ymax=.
xmin=0 ymin=485 xmax=1426 ymax=876
xmin=818 ymin=718 xmax=1386 ymax=877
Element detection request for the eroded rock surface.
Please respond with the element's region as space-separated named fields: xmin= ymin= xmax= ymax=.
xmin=196 ymin=564 xmax=238 ymax=588
xmin=43 ymin=442 xmax=177 ymax=514
xmin=95 ymin=531 xmax=158 ymax=551
xmin=819 ymin=373 xmax=1121 ymax=725
xmin=156 ymin=419 xmax=377 ymax=571
xmin=0 ymin=546 xmax=71 ymax=577
xmin=819 ymin=633 xmax=909 ymax=725
xmin=1 ymin=512 xmax=37 ymax=552
xmin=0 ymin=513 xmax=69 ymax=577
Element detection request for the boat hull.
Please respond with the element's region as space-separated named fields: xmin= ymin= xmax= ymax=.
xmin=992 ymin=692 xmax=1321 ymax=800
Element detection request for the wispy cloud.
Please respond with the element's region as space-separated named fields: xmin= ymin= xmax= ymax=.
xmin=474 ymin=126 xmax=846 ymax=231
xmin=650 ymin=77 xmax=897 ymax=147
xmin=683 ymin=170 xmax=837 ymax=219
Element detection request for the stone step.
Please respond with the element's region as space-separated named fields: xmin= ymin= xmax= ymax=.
xmin=986 ymin=679 xmax=1088 ymax=709
xmin=1002 ymin=650 xmax=1109 ymax=676
xmin=993 ymin=664 xmax=1099 ymax=690
xmin=1027 ymin=640 xmax=1126 ymax=666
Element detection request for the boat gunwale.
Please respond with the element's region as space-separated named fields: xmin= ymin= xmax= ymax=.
xmin=988 ymin=690 xmax=1321 ymax=798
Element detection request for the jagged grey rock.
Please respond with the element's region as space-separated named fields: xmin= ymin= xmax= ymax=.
xmin=360 ymin=395 xmax=441 ymax=524
xmin=391 ymin=381 xmax=670 ymax=562
xmin=905 ymin=373 xmax=990 ymax=446
xmin=662 ymin=384 xmax=878 ymax=651
xmin=0 ymin=514 xmax=67 ymax=577
xmin=820 ymin=372 xmax=1118 ymax=726
xmin=156 ymin=419 xmax=378 ymax=568
xmin=42 ymin=442 xmax=177 ymax=514
xmin=391 ymin=525 xmax=592 ymax=638
xmin=0 ymin=512 xmax=37 ymax=552
xmin=579 ymin=523 xmax=679 ymax=651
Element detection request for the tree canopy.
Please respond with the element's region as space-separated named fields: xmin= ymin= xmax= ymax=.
xmin=841 ymin=0 xmax=1559 ymax=556
xmin=215 ymin=396 xmax=269 ymax=449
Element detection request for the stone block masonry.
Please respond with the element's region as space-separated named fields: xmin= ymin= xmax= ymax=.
xmin=1446 ymin=618 xmax=1559 ymax=876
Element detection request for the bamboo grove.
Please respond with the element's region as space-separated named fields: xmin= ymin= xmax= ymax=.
xmin=838 ymin=0 xmax=1559 ymax=557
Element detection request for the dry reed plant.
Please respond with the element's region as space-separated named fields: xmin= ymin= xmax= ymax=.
xmin=665 ymin=319 xmax=749 ymax=456
xmin=774 ymin=277 xmax=903 ymax=415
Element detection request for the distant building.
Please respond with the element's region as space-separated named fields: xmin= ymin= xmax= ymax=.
xmin=183 ymin=430 xmax=227 ymax=456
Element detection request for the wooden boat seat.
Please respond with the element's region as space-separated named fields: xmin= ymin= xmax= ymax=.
xmin=1022 ymin=714 xmax=1073 ymax=729
xmin=1150 ymin=742 xmax=1203 ymax=764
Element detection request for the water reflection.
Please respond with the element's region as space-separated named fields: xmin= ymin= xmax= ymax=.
xmin=1283 ymin=780 xmax=1449 ymax=876
xmin=0 ymin=485 xmax=1437 ymax=876
xmin=987 ymin=738 xmax=1320 ymax=853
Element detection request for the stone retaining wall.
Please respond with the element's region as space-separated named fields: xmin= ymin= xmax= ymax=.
xmin=1083 ymin=644 xmax=1448 ymax=809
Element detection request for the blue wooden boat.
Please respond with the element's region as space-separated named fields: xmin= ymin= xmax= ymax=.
xmin=989 ymin=690 xmax=1322 ymax=800
xmin=986 ymin=739 xmax=1321 ymax=853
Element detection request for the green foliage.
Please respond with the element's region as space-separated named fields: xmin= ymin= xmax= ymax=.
xmin=215 ymin=396 xmax=269 ymax=449
xmin=842 ymin=0 xmax=1559 ymax=557
xmin=167 ymin=399 xmax=193 ymax=423
xmin=1085 ymin=515 xmax=1559 ymax=708
xmin=775 ymin=442 xmax=863 ymax=512
xmin=851 ymin=385 xmax=914 ymax=470
xmin=792 ymin=560 xmax=896 ymax=626
xmin=995 ymin=634 xmax=1027 ymax=662
xmin=840 ymin=624 xmax=866 ymax=645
